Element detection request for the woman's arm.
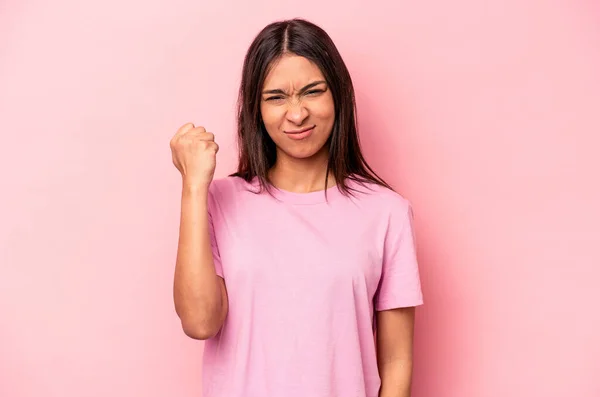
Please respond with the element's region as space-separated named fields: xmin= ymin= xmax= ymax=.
xmin=173 ymin=183 xmax=228 ymax=340
xmin=376 ymin=307 xmax=416 ymax=397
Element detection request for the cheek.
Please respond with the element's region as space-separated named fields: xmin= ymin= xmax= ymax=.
xmin=260 ymin=105 xmax=282 ymax=129
xmin=260 ymin=106 xmax=285 ymax=143
xmin=312 ymin=97 xmax=335 ymax=123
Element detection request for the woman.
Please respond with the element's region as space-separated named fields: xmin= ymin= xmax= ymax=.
xmin=170 ymin=18 xmax=423 ymax=397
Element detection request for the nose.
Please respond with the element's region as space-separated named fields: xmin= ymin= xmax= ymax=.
xmin=285 ymin=100 xmax=309 ymax=126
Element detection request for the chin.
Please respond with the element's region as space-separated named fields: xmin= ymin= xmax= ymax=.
xmin=290 ymin=150 xmax=319 ymax=159
xmin=282 ymin=143 xmax=328 ymax=160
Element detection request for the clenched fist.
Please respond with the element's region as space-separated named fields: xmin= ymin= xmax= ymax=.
xmin=170 ymin=123 xmax=219 ymax=188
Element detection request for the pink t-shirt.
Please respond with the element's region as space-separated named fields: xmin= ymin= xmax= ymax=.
xmin=202 ymin=176 xmax=423 ymax=397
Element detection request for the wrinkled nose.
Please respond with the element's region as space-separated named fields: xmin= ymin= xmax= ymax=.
xmin=285 ymin=100 xmax=309 ymax=125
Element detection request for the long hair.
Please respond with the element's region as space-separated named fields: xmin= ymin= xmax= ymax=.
xmin=231 ymin=18 xmax=392 ymax=195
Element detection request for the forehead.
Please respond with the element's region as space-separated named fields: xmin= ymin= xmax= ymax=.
xmin=263 ymin=55 xmax=325 ymax=89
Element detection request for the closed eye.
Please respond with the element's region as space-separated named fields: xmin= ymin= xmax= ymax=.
xmin=264 ymin=88 xmax=324 ymax=102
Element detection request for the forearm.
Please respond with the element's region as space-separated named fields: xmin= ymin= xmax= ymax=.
xmin=173 ymin=183 xmax=224 ymax=339
xmin=378 ymin=359 xmax=413 ymax=397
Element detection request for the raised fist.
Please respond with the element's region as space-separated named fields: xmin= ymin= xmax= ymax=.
xmin=170 ymin=123 xmax=219 ymax=188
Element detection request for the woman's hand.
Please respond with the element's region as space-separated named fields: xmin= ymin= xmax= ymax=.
xmin=170 ymin=123 xmax=219 ymax=189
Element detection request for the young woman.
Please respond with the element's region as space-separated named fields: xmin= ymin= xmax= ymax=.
xmin=170 ymin=18 xmax=423 ymax=397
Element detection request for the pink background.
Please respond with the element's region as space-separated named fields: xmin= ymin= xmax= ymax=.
xmin=1 ymin=0 xmax=599 ymax=396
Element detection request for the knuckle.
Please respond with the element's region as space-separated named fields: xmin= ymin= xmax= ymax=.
xmin=177 ymin=123 xmax=195 ymax=135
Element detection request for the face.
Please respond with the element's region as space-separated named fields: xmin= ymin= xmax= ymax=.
xmin=260 ymin=54 xmax=335 ymax=161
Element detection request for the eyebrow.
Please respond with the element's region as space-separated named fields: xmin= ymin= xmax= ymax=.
xmin=262 ymin=80 xmax=327 ymax=95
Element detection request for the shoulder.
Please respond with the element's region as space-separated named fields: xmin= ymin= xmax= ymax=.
xmin=206 ymin=176 xmax=256 ymax=213
xmin=345 ymin=178 xmax=412 ymax=217
xmin=208 ymin=175 xmax=253 ymax=199
xmin=345 ymin=180 xmax=417 ymax=247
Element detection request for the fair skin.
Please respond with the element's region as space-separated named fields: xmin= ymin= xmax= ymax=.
xmin=170 ymin=53 xmax=416 ymax=396
xmin=376 ymin=307 xmax=417 ymax=397
xmin=170 ymin=124 xmax=228 ymax=340
xmin=259 ymin=54 xmax=336 ymax=192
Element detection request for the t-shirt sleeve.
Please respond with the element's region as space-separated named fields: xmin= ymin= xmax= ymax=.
xmin=375 ymin=203 xmax=424 ymax=311
xmin=207 ymin=184 xmax=224 ymax=278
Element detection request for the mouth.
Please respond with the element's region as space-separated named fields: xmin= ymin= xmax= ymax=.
xmin=284 ymin=125 xmax=315 ymax=140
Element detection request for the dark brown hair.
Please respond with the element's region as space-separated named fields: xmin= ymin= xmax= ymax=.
xmin=231 ymin=18 xmax=392 ymax=195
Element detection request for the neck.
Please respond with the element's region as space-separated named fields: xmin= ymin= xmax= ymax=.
xmin=269 ymin=148 xmax=335 ymax=193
